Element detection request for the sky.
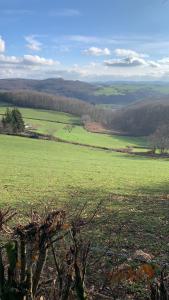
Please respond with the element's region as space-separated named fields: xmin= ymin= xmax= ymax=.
xmin=1 ymin=0 xmax=169 ymax=81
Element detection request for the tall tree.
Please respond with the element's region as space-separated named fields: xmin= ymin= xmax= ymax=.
xmin=2 ymin=108 xmax=25 ymax=134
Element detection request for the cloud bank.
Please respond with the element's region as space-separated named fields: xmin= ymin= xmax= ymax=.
xmin=1 ymin=34 xmax=169 ymax=81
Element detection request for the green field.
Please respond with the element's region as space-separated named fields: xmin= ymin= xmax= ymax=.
xmin=0 ymin=107 xmax=169 ymax=258
xmin=95 ymin=84 xmax=147 ymax=96
xmin=95 ymin=83 xmax=169 ymax=96
xmin=0 ymin=107 xmax=146 ymax=150
xmin=0 ymin=107 xmax=168 ymax=206
xmin=1 ymin=131 xmax=169 ymax=217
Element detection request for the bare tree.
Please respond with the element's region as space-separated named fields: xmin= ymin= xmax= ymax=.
xmin=149 ymin=125 xmax=169 ymax=154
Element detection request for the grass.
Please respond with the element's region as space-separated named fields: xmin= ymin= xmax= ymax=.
xmin=0 ymin=134 xmax=168 ymax=208
xmin=0 ymin=106 xmax=146 ymax=149
xmin=35 ymin=120 xmax=146 ymax=149
xmin=0 ymin=107 xmax=79 ymax=125
xmin=0 ymin=106 xmax=169 ymax=262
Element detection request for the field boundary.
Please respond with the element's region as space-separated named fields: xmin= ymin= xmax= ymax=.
xmin=11 ymin=131 xmax=168 ymax=159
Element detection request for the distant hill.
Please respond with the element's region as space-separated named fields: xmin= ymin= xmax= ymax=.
xmin=1 ymin=78 xmax=169 ymax=106
xmin=0 ymin=78 xmax=96 ymax=103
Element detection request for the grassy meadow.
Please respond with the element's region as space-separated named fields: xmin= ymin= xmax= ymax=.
xmin=0 ymin=106 xmax=169 ymax=257
xmin=0 ymin=106 xmax=146 ymax=149
xmin=1 ymin=133 xmax=169 ymax=207
xmin=0 ymin=106 xmax=168 ymax=205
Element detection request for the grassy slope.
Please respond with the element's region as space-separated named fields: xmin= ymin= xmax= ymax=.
xmin=0 ymin=134 xmax=169 ymax=207
xmin=0 ymin=107 xmax=169 ymax=258
xmin=0 ymin=107 xmax=80 ymax=124
xmin=35 ymin=120 xmax=146 ymax=149
xmin=0 ymin=107 xmax=146 ymax=149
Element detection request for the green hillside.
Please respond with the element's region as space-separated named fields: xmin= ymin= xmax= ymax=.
xmin=0 ymin=107 xmax=146 ymax=149
xmin=0 ymin=106 xmax=168 ymax=208
xmin=0 ymin=134 xmax=169 ymax=208
xmin=0 ymin=106 xmax=169 ymax=275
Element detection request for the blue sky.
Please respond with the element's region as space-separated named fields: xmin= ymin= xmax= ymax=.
xmin=1 ymin=0 xmax=169 ymax=81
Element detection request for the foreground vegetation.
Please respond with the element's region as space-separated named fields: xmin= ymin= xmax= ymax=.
xmin=0 ymin=207 xmax=169 ymax=300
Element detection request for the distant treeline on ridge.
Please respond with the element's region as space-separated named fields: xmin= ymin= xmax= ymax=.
xmin=1 ymin=89 xmax=169 ymax=137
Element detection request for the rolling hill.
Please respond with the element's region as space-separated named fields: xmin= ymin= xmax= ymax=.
xmin=1 ymin=78 xmax=169 ymax=106
xmin=0 ymin=78 xmax=96 ymax=103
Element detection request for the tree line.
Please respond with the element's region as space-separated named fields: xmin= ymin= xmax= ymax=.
xmin=0 ymin=90 xmax=112 ymax=126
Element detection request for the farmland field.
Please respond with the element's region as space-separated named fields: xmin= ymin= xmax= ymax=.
xmin=95 ymin=83 xmax=169 ymax=96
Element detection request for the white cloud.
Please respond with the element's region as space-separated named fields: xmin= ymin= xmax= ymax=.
xmin=0 ymin=36 xmax=5 ymax=52
xmin=115 ymin=48 xmax=148 ymax=58
xmin=25 ymin=35 xmax=42 ymax=51
xmin=0 ymin=54 xmax=61 ymax=79
xmin=105 ymin=48 xmax=159 ymax=68
xmin=104 ymin=57 xmax=148 ymax=67
xmin=148 ymin=60 xmax=160 ymax=68
xmin=0 ymin=54 xmax=59 ymax=67
xmin=0 ymin=54 xmax=20 ymax=64
xmin=23 ymin=55 xmax=57 ymax=65
xmin=158 ymin=57 xmax=169 ymax=64
xmin=66 ymin=35 xmax=99 ymax=43
xmin=49 ymin=9 xmax=80 ymax=17
xmin=83 ymin=47 xmax=111 ymax=56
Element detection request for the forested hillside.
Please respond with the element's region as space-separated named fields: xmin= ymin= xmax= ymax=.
xmin=1 ymin=78 xmax=169 ymax=106
xmin=111 ymin=99 xmax=169 ymax=135
xmin=0 ymin=78 xmax=96 ymax=102
xmin=0 ymin=90 xmax=109 ymax=125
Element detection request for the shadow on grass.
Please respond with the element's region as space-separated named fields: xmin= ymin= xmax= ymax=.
xmin=37 ymin=187 xmax=169 ymax=260
xmin=134 ymin=180 xmax=169 ymax=195
xmin=6 ymin=185 xmax=169 ymax=264
xmin=24 ymin=116 xmax=81 ymax=126
xmin=118 ymin=152 xmax=169 ymax=162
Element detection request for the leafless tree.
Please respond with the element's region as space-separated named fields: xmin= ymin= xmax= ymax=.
xmin=149 ymin=125 xmax=169 ymax=154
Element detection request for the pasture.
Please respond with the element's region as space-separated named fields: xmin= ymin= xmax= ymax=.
xmin=0 ymin=106 xmax=146 ymax=149
xmin=0 ymin=106 xmax=169 ymax=257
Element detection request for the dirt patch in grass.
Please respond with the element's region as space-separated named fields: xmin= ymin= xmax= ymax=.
xmin=85 ymin=121 xmax=131 ymax=136
xmin=84 ymin=122 xmax=110 ymax=133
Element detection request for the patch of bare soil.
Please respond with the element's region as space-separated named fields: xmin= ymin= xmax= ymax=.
xmin=85 ymin=122 xmax=125 ymax=135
